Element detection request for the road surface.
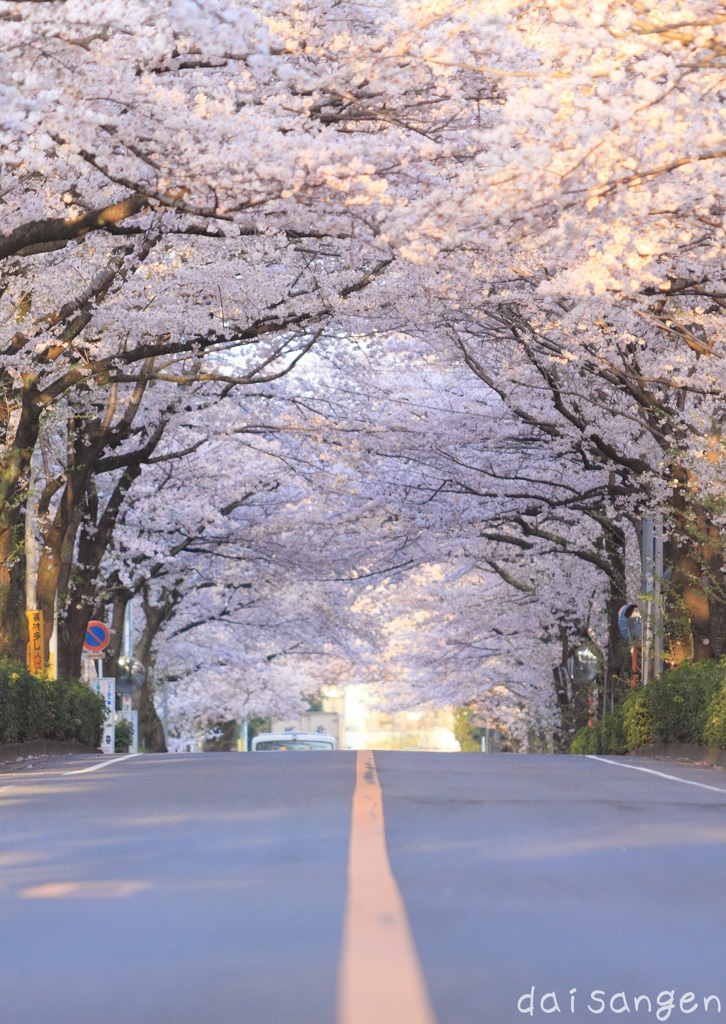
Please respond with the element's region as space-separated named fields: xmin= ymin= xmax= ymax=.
xmin=1 ymin=751 xmax=725 ymax=1024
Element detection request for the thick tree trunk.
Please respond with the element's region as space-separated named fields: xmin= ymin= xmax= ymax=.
xmin=57 ymin=590 xmax=99 ymax=679
xmin=133 ymin=592 xmax=176 ymax=752
xmin=603 ymin=517 xmax=630 ymax=695
xmin=0 ymin=524 xmax=28 ymax=662
xmin=55 ymin=453 xmax=147 ymax=677
xmin=36 ymin=508 xmax=70 ymax=662
xmin=136 ymin=668 xmax=167 ymax=753
xmin=0 ymin=382 xmax=41 ymax=661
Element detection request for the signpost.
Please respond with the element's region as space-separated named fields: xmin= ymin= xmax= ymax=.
xmin=84 ymin=619 xmax=114 ymax=753
xmin=83 ymin=620 xmax=143 ymax=755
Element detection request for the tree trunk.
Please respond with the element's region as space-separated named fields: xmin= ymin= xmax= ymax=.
xmin=0 ymin=524 xmax=28 ymax=662
xmin=136 ymin=667 xmax=167 ymax=753
xmin=603 ymin=516 xmax=630 ymax=695
xmin=133 ymin=590 xmax=177 ymax=753
xmin=0 ymin=382 xmax=41 ymax=661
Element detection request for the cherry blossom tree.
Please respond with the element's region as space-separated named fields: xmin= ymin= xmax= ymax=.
xmin=2 ymin=0 xmax=724 ymax=747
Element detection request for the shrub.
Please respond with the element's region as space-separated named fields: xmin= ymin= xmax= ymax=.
xmin=569 ymin=658 xmax=726 ymax=755
xmin=647 ymin=659 xmax=725 ymax=745
xmin=621 ymin=688 xmax=652 ymax=750
xmin=114 ymin=717 xmax=133 ymax=753
xmin=0 ymin=662 xmax=47 ymax=743
xmin=570 ymin=704 xmax=629 ymax=756
xmin=570 ymin=723 xmax=599 ymax=755
xmin=64 ymin=679 xmax=107 ymax=748
xmin=704 ymin=686 xmax=726 ymax=749
xmin=0 ymin=661 xmax=106 ymax=748
xmin=573 ymin=692 xmax=634 ymax=757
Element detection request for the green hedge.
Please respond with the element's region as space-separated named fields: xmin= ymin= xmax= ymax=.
xmin=704 ymin=686 xmax=726 ymax=749
xmin=0 ymin=661 xmax=106 ymax=748
xmin=570 ymin=658 xmax=726 ymax=755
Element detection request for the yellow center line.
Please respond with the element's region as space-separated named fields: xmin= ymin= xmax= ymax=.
xmin=337 ymin=750 xmax=437 ymax=1024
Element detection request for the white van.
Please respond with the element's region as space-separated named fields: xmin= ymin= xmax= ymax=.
xmin=251 ymin=731 xmax=337 ymax=751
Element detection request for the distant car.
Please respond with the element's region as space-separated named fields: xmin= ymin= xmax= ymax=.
xmin=251 ymin=731 xmax=337 ymax=751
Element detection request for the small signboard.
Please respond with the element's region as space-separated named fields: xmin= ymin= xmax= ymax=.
xmin=94 ymin=677 xmax=115 ymax=716
xmin=100 ymin=723 xmax=115 ymax=755
xmin=91 ymin=677 xmax=116 ymax=754
xmin=26 ymin=610 xmax=44 ymax=676
xmin=84 ymin=620 xmax=110 ymax=654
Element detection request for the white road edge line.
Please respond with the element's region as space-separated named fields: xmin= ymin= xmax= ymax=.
xmin=63 ymin=753 xmax=140 ymax=776
xmin=587 ymin=754 xmax=726 ymax=794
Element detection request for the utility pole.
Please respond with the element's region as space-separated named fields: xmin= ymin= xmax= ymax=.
xmin=653 ymin=513 xmax=664 ymax=677
xmin=122 ymin=598 xmax=133 ymax=659
xmin=642 ymin=516 xmax=654 ymax=686
xmin=642 ymin=513 xmax=665 ymax=684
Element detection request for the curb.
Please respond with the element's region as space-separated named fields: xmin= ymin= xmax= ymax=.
xmin=632 ymin=741 xmax=726 ymax=769
xmin=0 ymin=739 xmax=100 ymax=763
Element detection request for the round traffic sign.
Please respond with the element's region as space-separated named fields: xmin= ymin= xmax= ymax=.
xmin=84 ymin=620 xmax=110 ymax=653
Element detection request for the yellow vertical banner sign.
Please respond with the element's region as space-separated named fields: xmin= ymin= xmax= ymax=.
xmin=26 ymin=610 xmax=44 ymax=676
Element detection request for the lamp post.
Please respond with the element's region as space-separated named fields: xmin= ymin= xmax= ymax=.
xmin=116 ymin=657 xmax=146 ymax=754
xmin=618 ymin=604 xmax=642 ymax=689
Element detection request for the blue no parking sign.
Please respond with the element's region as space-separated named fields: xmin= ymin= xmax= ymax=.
xmin=84 ymin=620 xmax=110 ymax=654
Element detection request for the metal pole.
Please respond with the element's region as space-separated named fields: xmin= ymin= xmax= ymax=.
xmin=162 ymin=677 xmax=168 ymax=747
xmin=642 ymin=515 xmax=655 ymax=685
xmin=654 ymin=513 xmax=664 ymax=677
xmin=123 ymin=599 xmax=133 ymax=659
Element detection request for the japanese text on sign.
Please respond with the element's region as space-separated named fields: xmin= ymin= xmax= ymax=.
xmin=25 ymin=610 xmax=44 ymax=676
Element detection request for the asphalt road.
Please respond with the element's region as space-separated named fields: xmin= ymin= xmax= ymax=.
xmin=1 ymin=751 xmax=725 ymax=1024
